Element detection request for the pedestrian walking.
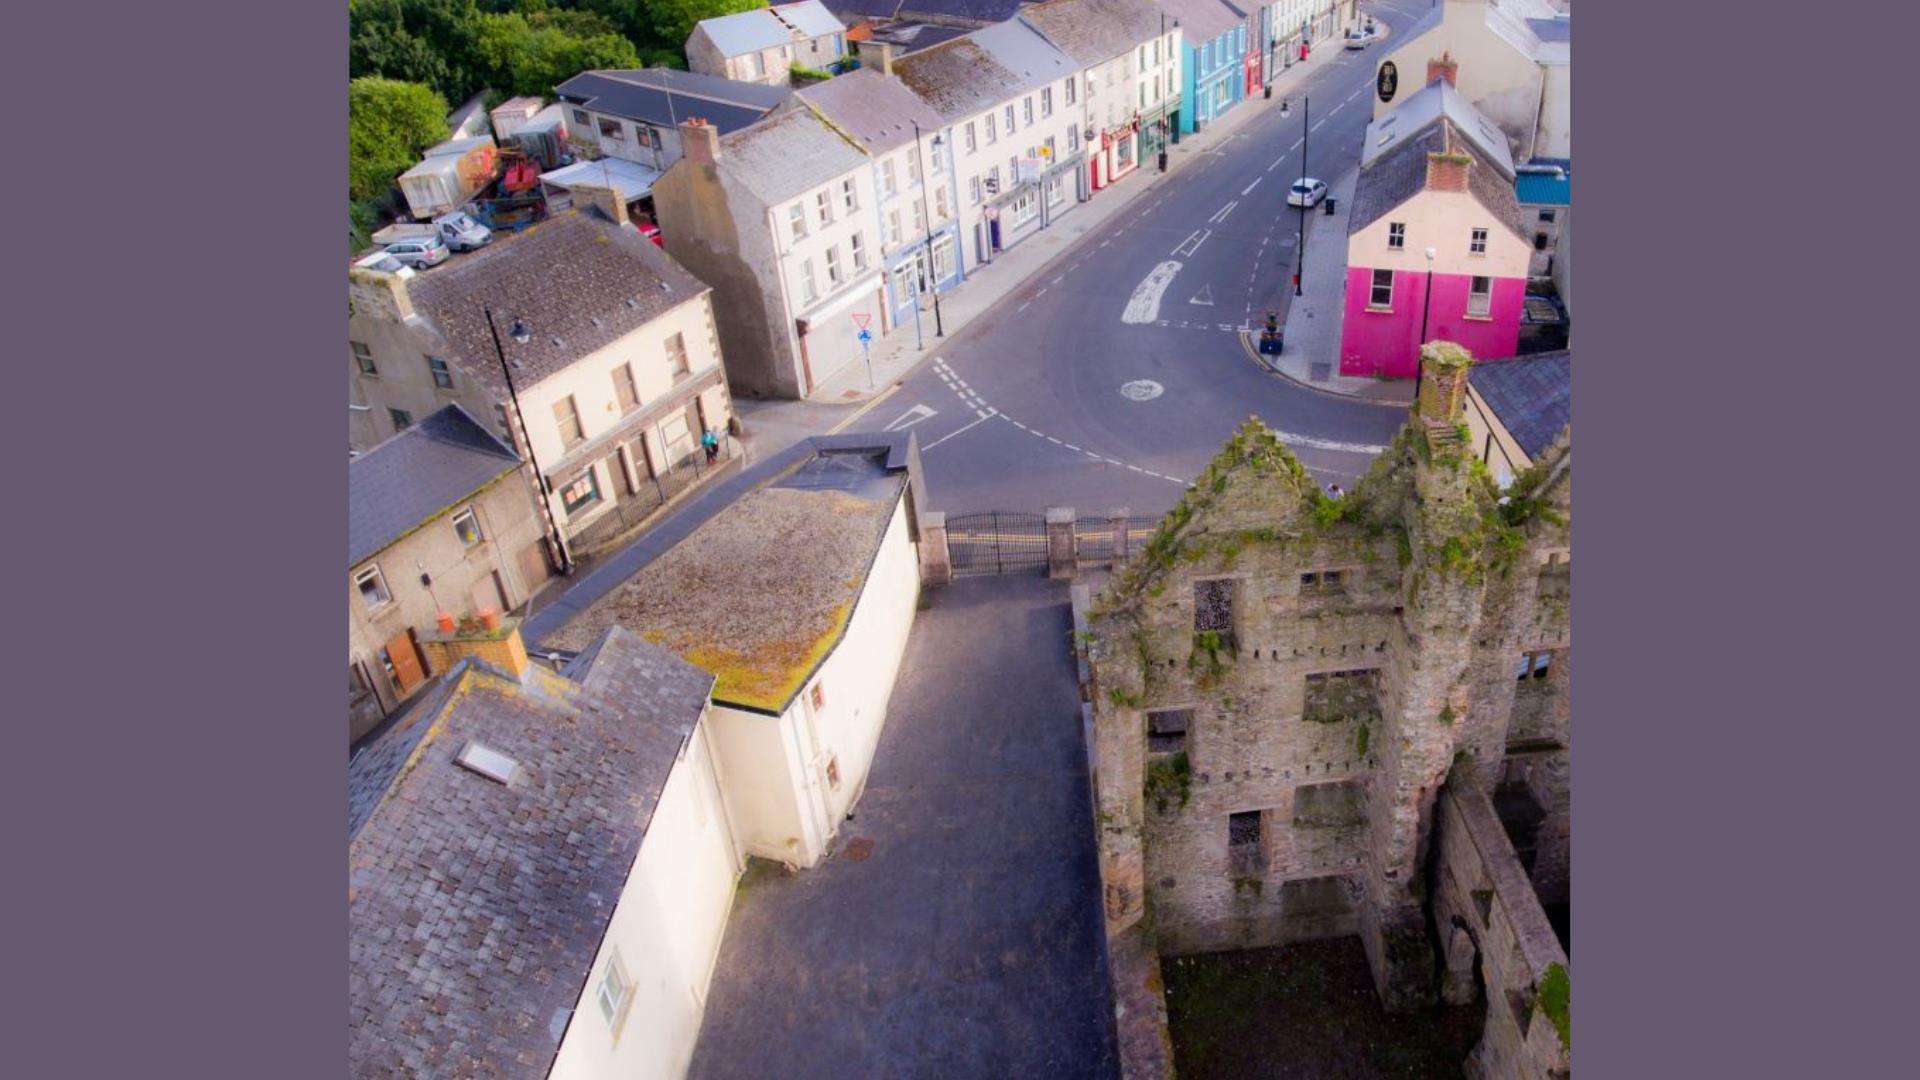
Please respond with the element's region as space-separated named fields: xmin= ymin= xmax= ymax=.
xmin=701 ymin=427 xmax=719 ymax=465
xmin=1326 ymin=483 xmax=1344 ymax=499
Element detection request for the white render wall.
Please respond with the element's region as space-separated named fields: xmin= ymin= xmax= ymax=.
xmin=549 ymin=714 xmax=742 ymax=1080
xmin=947 ymin=65 xmax=1101 ymax=271
xmin=769 ymin=159 xmax=890 ymax=387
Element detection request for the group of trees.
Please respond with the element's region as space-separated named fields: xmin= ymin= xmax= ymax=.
xmin=348 ymin=0 xmax=766 ymax=248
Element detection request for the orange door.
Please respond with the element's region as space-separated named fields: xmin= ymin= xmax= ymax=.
xmin=384 ymin=630 xmax=427 ymax=696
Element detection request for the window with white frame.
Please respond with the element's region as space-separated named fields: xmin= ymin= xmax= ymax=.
xmin=816 ymin=189 xmax=834 ymax=226
xmin=881 ymin=158 xmax=897 ymax=196
xmin=1065 ymin=77 xmax=1076 ymax=105
xmin=451 ymin=506 xmax=482 ymax=548
xmin=426 ymin=355 xmax=453 ymax=389
xmin=665 ymin=332 xmax=690 ymax=378
xmin=934 ymin=183 xmax=950 ymax=220
xmin=912 ymin=197 xmax=927 ymax=235
xmin=388 ymin=407 xmax=412 ymax=431
xmin=800 ymin=257 xmax=819 ymax=304
xmin=612 ymin=363 xmax=639 ymax=413
xmin=1471 ymin=227 xmax=1488 ymax=254
xmin=1041 ymin=87 xmax=1052 ymax=117
xmin=553 ymin=395 xmax=585 ymax=448
xmin=825 ymin=243 xmax=843 ymax=286
xmin=932 ymin=233 xmax=956 ymax=283
xmin=841 ymin=177 xmax=858 ymax=212
xmin=1468 ymin=275 xmax=1492 ymax=317
xmin=985 ymin=113 xmax=997 ymax=143
xmin=1023 ymin=96 xmax=1033 ymax=125
xmin=850 ymin=230 xmax=868 ymax=269
xmin=929 ymin=138 xmax=944 ymax=170
xmin=788 ymin=203 xmax=807 ymax=240
xmin=596 ymin=953 xmax=631 ymax=1029
xmin=1008 ymin=187 xmax=1038 ymax=227
xmin=968 ymin=176 xmax=981 ymax=204
xmin=598 ymin=117 xmax=624 ymax=140
xmin=1067 ymin=125 xmax=1078 ymax=152
xmin=1369 ymin=268 xmax=1393 ymax=308
xmin=1004 ymin=104 xmax=1015 ymax=132
xmin=351 ymin=341 xmax=377 ymax=376
xmin=1140 ymin=83 xmax=1147 ymax=108
xmin=886 ymin=209 xmax=902 ymax=247
xmin=571 ymin=108 xmax=589 ymax=127
xmin=1388 ymin=222 xmax=1406 ymax=250
xmin=354 ymin=564 xmax=391 ymax=609
xmin=965 ymin=121 xmax=977 ymax=152
xmin=908 ymin=152 xmax=921 ymax=185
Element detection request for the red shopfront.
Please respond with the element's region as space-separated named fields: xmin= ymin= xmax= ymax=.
xmin=1089 ymin=117 xmax=1144 ymax=193
xmin=1243 ymin=35 xmax=1263 ymax=97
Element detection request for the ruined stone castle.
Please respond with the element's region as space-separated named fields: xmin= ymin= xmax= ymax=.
xmin=1085 ymin=343 xmax=1571 ymax=1078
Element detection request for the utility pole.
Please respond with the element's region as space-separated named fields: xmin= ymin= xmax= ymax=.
xmin=911 ymin=120 xmax=945 ymax=338
xmin=1295 ymin=96 xmax=1309 ymax=296
xmin=484 ymin=306 xmax=573 ymax=576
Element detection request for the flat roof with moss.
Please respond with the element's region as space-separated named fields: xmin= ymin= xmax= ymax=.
xmin=548 ymin=452 xmax=907 ymax=713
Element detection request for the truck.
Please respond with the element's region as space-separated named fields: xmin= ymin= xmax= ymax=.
xmin=371 ymin=211 xmax=492 ymax=253
xmin=397 ymin=136 xmax=499 ymax=220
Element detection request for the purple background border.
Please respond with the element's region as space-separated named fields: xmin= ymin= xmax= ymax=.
xmin=7 ymin=2 xmax=1915 ymax=1075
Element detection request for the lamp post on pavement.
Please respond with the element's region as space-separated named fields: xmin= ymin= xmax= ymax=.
xmin=1280 ymin=95 xmax=1309 ymax=296
xmin=911 ymin=120 xmax=945 ymax=339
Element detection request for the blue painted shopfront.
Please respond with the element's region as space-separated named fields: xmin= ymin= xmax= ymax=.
xmin=1180 ymin=21 xmax=1249 ymax=135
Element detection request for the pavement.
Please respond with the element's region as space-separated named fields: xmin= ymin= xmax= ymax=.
xmin=1259 ymin=165 xmax=1417 ymax=405
xmin=687 ymin=575 xmax=1120 ymax=1079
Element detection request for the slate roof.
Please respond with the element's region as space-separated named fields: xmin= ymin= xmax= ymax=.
xmin=824 ymin=0 xmax=905 ymax=19
xmin=1470 ymin=351 xmax=1571 ymax=460
xmin=555 ymin=69 xmax=790 ymax=133
xmin=714 ymin=103 xmax=871 ymax=206
xmin=896 ymin=0 xmax=1029 ymax=24
xmin=697 ymin=8 xmax=797 ymax=56
xmin=1360 ymin=77 xmax=1513 ymax=175
xmin=1351 ymin=81 xmax=1526 ymax=240
xmin=797 ymin=67 xmax=945 ymax=153
xmin=1022 ymin=0 xmax=1164 ymax=66
xmin=892 ymin=19 xmax=1072 ymax=121
xmin=773 ymin=0 xmax=850 ymax=37
xmin=407 ymin=209 xmax=709 ymax=399
xmin=862 ymin=19 xmax=972 ymax=55
xmin=1151 ymin=0 xmax=1247 ymax=44
xmin=348 ymin=404 xmax=520 ymax=567
xmin=347 ymin=630 xmax=714 ymax=1076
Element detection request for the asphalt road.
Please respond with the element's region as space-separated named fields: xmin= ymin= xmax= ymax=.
xmin=847 ymin=1 xmax=1440 ymax=517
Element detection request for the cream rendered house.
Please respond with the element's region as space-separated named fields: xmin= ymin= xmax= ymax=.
xmin=348 ymin=621 xmax=744 ymax=1080
xmin=403 ymin=209 xmax=737 ymax=557
xmin=1024 ymin=0 xmax=1179 ymax=192
xmin=686 ymin=1 xmax=849 ymax=87
xmin=550 ymin=434 xmax=927 ymax=869
xmin=1370 ymin=0 xmax=1570 ymax=162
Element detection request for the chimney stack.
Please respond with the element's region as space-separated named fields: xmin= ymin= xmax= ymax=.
xmin=571 ymin=183 xmax=630 ymax=227
xmin=1425 ymin=149 xmax=1472 ymax=193
xmin=856 ymin=40 xmax=895 ymax=76
xmin=1427 ymin=51 xmax=1459 ymax=87
xmin=1416 ymin=341 xmax=1475 ymax=427
xmin=680 ymin=117 xmax=720 ymax=166
xmin=419 ymin=612 xmax=531 ymax=680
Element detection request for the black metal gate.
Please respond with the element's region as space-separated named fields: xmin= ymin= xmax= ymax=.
xmin=948 ymin=511 xmax=1049 ymax=576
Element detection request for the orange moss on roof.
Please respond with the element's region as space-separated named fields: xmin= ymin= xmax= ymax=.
xmin=551 ymin=485 xmax=898 ymax=712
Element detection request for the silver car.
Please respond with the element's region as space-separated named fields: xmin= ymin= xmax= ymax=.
xmin=1286 ymin=178 xmax=1329 ymax=207
xmin=384 ymin=232 xmax=450 ymax=269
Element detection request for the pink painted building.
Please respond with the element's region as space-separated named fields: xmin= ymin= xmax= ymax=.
xmin=1340 ymin=78 xmax=1531 ymax=378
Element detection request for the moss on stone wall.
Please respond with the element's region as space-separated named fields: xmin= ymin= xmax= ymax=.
xmin=1538 ymin=961 xmax=1570 ymax=1049
xmin=1146 ymin=752 xmax=1193 ymax=813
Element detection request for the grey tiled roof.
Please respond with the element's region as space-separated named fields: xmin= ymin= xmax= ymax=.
xmin=555 ymin=69 xmax=790 ymax=133
xmin=1151 ymin=0 xmax=1247 ymax=43
xmin=823 ymin=0 xmax=905 ymax=18
xmin=408 ymin=209 xmax=709 ymax=399
xmin=797 ymin=67 xmax=946 ymax=153
xmin=348 ymin=404 xmax=520 ymax=567
xmin=772 ymin=0 xmax=849 ymax=37
xmin=1470 ymin=351 xmax=1571 ymax=459
xmin=1349 ymin=117 xmax=1528 ymax=241
xmin=347 ymin=632 xmax=712 ymax=1077
xmin=864 ymin=20 xmax=972 ymax=55
xmin=1360 ymin=78 xmax=1514 ymax=175
xmin=892 ymin=20 xmax=1074 ymax=123
xmin=715 ymin=104 xmax=870 ymax=206
xmin=896 ymin=0 xmax=1029 ymax=23
xmin=696 ymin=8 xmax=798 ymax=56
xmin=1023 ymin=0 xmax=1164 ymax=65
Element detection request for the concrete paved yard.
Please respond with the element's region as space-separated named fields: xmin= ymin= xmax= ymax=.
xmin=689 ymin=575 xmax=1120 ymax=1079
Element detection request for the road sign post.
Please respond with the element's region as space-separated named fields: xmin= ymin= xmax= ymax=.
xmin=855 ymin=322 xmax=875 ymax=388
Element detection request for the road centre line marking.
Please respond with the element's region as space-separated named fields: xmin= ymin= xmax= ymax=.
xmin=1047 ymin=436 xmax=1062 ymax=444
xmin=1063 ymin=443 xmax=1082 ymax=452
xmin=1289 ymin=138 xmax=1303 ymax=151
xmin=1242 ymin=177 xmax=1261 ymax=195
xmin=1018 ymin=301 xmax=1031 ymax=312
xmin=1328 ymin=102 xmax=1345 ymax=117
xmin=1312 ymin=119 xmax=1326 ymax=132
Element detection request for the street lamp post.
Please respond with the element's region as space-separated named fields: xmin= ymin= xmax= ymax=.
xmin=1281 ymin=95 xmax=1309 ymax=296
xmin=1417 ymin=246 xmax=1436 ymax=396
xmin=911 ymin=120 xmax=945 ymax=338
xmin=484 ymin=306 xmax=573 ymax=576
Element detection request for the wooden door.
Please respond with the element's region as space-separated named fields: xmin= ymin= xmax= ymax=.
xmin=384 ymin=630 xmax=427 ymax=696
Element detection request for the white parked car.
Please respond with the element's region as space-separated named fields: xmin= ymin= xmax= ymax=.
xmin=1345 ymin=30 xmax=1375 ymax=50
xmin=1286 ymin=179 xmax=1329 ymax=207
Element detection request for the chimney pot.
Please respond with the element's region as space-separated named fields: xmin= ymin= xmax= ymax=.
xmin=436 ymin=611 xmax=456 ymax=633
xmin=1427 ymin=52 xmax=1459 ymax=87
xmin=680 ymin=117 xmax=720 ymax=166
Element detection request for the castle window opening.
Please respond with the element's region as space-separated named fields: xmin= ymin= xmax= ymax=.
xmin=1194 ymin=578 xmax=1236 ymax=638
xmin=1517 ymin=651 xmax=1553 ymax=681
xmin=1147 ymin=709 xmax=1192 ymax=754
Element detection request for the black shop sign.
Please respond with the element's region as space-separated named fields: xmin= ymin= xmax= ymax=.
xmin=1377 ymin=61 xmax=1398 ymax=104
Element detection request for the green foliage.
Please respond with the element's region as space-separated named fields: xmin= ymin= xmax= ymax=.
xmin=790 ymin=62 xmax=835 ymax=83
xmin=1145 ymin=752 xmax=1192 ymax=813
xmin=1355 ymin=722 xmax=1370 ymax=757
xmin=1438 ymin=703 xmax=1455 ymax=725
xmin=473 ymin=12 xmax=641 ymax=95
xmin=1109 ymin=685 xmax=1140 ymax=708
xmin=1538 ymin=962 xmax=1571 ymax=1048
xmin=348 ymin=76 xmax=451 ymax=203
